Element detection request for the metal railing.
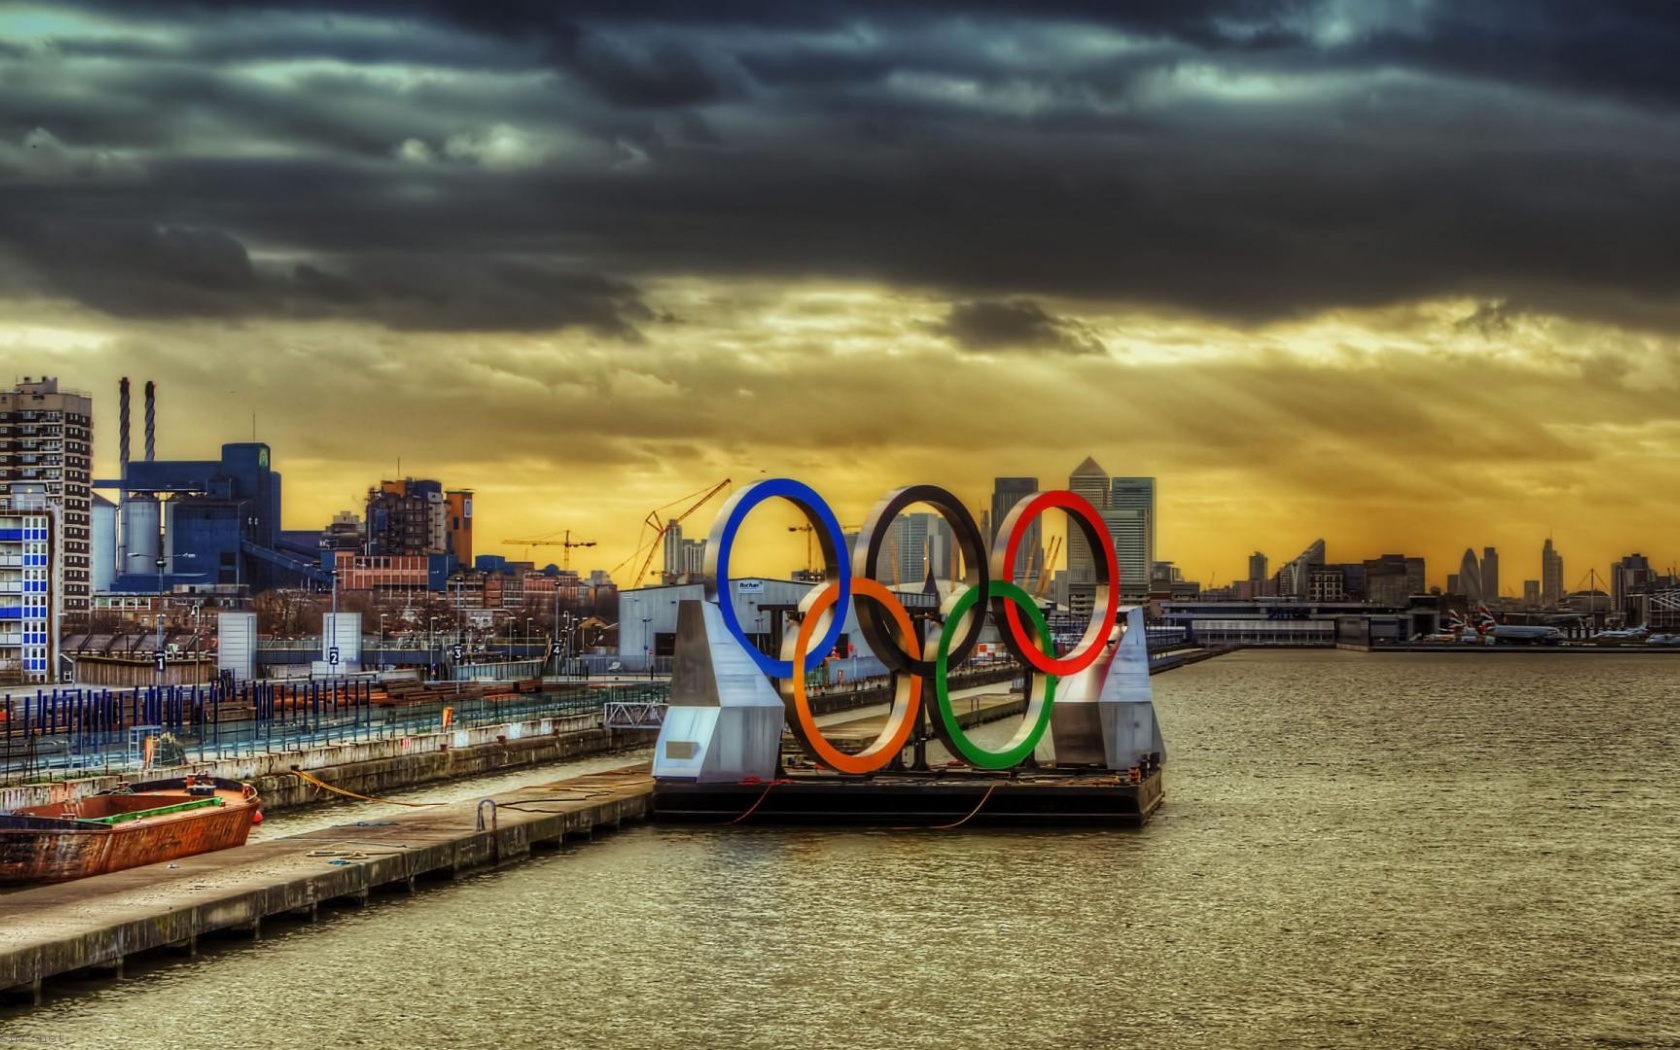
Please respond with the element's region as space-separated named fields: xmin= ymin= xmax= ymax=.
xmin=1 ymin=681 xmax=670 ymax=787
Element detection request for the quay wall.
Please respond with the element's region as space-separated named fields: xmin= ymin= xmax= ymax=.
xmin=1 ymin=715 xmax=642 ymax=814
xmin=3 ymin=654 xmax=1210 ymax=815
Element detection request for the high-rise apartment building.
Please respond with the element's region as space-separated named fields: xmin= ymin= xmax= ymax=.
xmin=989 ymin=476 xmax=1039 ymax=582
xmin=0 ymin=487 xmax=56 ymax=683
xmin=1541 ymin=538 xmax=1564 ymax=606
xmin=1248 ymin=551 xmax=1269 ymax=585
xmin=0 ymin=377 xmax=93 ymax=628
xmin=365 ymin=478 xmax=468 ymax=565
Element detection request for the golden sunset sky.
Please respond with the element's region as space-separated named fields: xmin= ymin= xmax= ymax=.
xmin=4 ymin=2 xmax=1680 ymax=592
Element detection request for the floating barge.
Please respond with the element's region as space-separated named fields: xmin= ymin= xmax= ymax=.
xmin=653 ymin=767 xmax=1164 ymax=827
xmin=0 ymin=776 xmax=261 ymax=885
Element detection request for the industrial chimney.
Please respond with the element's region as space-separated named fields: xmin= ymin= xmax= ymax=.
xmin=144 ymin=380 xmax=155 ymax=461
xmin=119 ymin=377 xmax=131 ymax=473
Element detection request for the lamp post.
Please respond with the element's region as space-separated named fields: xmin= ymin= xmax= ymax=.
xmin=641 ymin=616 xmax=651 ymax=678
xmin=324 ymin=562 xmax=338 ymax=671
xmin=428 ymin=615 xmax=438 ymax=679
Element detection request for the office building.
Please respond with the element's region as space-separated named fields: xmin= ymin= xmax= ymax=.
xmin=1482 ymin=547 xmax=1500 ymax=605
xmin=1065 ymin=457 xmax=1109 ymax=582
xmin=989 ymin=476 xmax=1040 ymax=583
xmin=1523 ymin=580 xmax=1540 ymax=607
xmin=1110 ymin=477 xmax=1156 ymax=592
xmin=1610 ymin=553 xmax=1652 ymax=626
xmin=1541 ymin=538 xmax=1564 ymax=606
xmin=0 ymin=377 xmax=93 ymax=626
xmin=1248 ymin=551 xmax=1269 ymax=586
xmin=1103 ymin=506 xmax=1149 ymax=597
xmin=1363 ymin=554 xmax=1426 ymax=607
xmin=1457 ymin=548 xmax=1482 ymax=605
xmin=1277 ymin=539 xmax=1326 ymax=599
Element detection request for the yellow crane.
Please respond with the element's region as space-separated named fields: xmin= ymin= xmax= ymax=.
xmin=1035 ymin=535 xmax=1062 ymax=599
xmin=502 ymin=529 xmax=597 ymax=571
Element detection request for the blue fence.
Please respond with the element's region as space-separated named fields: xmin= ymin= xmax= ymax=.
xmin=1 ymin=680 xmax=669 ymax=787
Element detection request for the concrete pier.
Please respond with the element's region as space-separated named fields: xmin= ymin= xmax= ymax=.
xmin=0 ymin=768 xmax=653 ymax=1003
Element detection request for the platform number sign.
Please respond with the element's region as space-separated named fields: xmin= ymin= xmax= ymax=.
xmin=452 ymin=645 xmax=464 ymax=661
xmin=329 ymin=646 xmax=340 ymax=667
xmin=154 ymin=651 xmax=166 ymax=673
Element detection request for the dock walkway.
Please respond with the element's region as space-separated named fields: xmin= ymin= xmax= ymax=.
xmin=0 ymin=693 xmax=1067 ymax=1007
xmin=0 ymin=768 xmax=653 ymax=1004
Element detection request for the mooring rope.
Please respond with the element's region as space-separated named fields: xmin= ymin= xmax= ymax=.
xmin=289 ymin=768 xmax=445 ymax=807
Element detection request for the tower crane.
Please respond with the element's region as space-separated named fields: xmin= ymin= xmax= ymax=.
xmin=612 ymin=478 xmax=733 ymax=586
xmin=789 ymin=522 xmax=860 ymax=576
xmin=501 ymin=529 xmax=598 ymax=571
xmin=1034 ymin=535 xmax=1062 ymax=600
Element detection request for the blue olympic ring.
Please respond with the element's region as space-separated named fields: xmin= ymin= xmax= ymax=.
xmin=704 ymin=478 xmax=851 ymax=678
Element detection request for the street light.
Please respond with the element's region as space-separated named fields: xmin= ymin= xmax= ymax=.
xmin=641 ymin=616 xmax=652 ymax=678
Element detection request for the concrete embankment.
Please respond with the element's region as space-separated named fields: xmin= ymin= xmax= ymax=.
xmin=0 ymin=693 xmax=1111 ymax=1007
xmin=1 ymin=712 xmax=646 ymax=815
xmin=0 ymin=767 xmax=654 ymax=1005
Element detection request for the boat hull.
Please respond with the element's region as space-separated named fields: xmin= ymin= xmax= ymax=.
xmin=0 ymin=777 xmax=260 ymax=885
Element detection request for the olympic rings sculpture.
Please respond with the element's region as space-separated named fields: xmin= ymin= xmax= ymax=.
xmin=702 ymin=479 xmax=1122 ymax=773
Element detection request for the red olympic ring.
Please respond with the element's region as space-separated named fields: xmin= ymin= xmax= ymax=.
xmin=992 ymin=490 xmax=1119 ymax=677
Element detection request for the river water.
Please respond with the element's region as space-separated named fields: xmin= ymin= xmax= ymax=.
xmin=3 ymin=650 xmax=1677 ymax=1049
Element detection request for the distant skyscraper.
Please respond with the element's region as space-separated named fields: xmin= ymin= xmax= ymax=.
xmin=1523 ymin=580 xmax=1540 ymax=606
xmin=662 ymin=519 xmax=684 ymax=580
xmin=1541 ymin=538 xmax=1564 ymax=606
xmin=1610 ymin=553 xmax=1652 ymax=624
xmin=1109 ymin=477 xmax=1156 ymax=597
xmin=989 ymin=476 xmax=1039 ymax=582
xmin=1066 ymin=457 xmax=1109 ymax=582
xmin=1248 ymin=551 xmax=1268 ymax=585
xmin=1278 ymin=539 xmax=1325 ymax=599
xmin=1363 ymin=554 xmax=1424 ymax=607
xmin=1101 ymin=507 xmax=1149 ymax=598
xmin=1457 ymin=548 xmax=1482 ymax=604
xmin=1482 ymin=546 xmax=1500 ymax=604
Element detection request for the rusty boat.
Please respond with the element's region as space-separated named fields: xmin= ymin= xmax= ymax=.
xmin=0 ymin=776 xmax=262 ymax=885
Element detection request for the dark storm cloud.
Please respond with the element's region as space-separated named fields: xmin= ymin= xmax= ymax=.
xmin=940 ymin=300 xmax=1104 ymax=355
xmin=0 ymin=211 xmax=650 ymax=334
xmin=5 ymin=0 xmax=1680 ymax=330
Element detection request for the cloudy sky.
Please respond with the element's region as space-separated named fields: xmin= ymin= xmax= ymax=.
xmin=4 ymin=0 xmax=1680 ymax=591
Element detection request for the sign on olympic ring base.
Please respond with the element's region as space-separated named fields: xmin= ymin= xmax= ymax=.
xmin=705 ymin=478 xmax=1123 ymax=775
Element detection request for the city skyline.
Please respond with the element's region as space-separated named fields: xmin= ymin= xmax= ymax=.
xmin=5 ymin=4 xmax=1680 ymax=589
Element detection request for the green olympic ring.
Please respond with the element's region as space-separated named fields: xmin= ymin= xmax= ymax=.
xmin=932 ymin=580 xmax=1059 ymax=770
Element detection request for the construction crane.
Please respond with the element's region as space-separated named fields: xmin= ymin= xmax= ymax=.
xmin=613 ymin=478 xmax=732 ymax=586
xmin=1034 ymin=535 xmax=1062 ymax=599
xmin=789 ymin=522 xmax=859 ymax=576
xmin=501 ymin=529 xmax=598 ymax=571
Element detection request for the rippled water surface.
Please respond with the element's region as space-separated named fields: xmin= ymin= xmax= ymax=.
xmin=4 ymin=651 xmax=1678 ymax=1050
